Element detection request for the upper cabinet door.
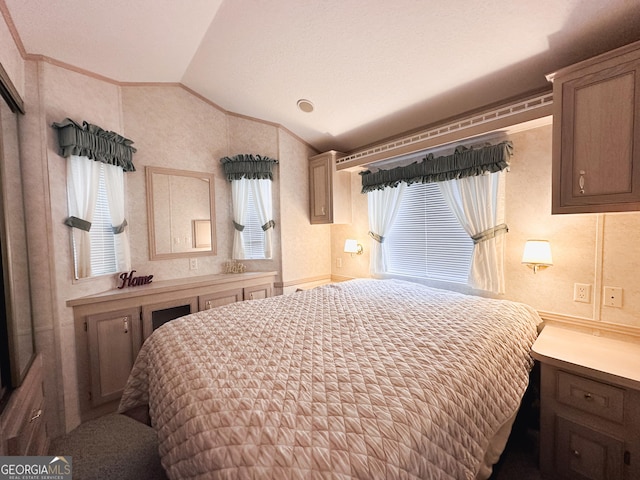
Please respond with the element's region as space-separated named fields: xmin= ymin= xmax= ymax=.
xmin=551 ymin=41 xmax=640 ymax=214
xmin=309 ymin=151 xmax=352 ymax=224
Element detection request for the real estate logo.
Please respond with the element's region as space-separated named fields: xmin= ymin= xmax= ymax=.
xmin=0 ymin=456 xmax=72 ymax=480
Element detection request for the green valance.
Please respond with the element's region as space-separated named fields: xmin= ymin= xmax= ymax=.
xmin=220 ymin=154 xmax=279 ymax=181
xmin=52 ymin=118 xmax=137 ymax=172
xmin=360 ymin=141 xmax=513 ymax=193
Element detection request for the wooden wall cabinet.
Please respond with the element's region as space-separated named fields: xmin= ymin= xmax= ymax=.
xmin=309 ymin=150 xmax=352 ymax=224
xmin=69 ymin=271 xmax=277 ymax=420
xmin=532 ymin=326 xmax=640 ymax=479
xmin=549 ymin=40 xmax=640 ymax=213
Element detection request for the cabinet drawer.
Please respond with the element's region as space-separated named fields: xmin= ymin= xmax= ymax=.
xmin=6 ymin=380 xmax=45 ymax=456
xmin=199 ymin=288 xmax=243 ymax=310
xmin=557 ymin=370 xmax=625 ymax=423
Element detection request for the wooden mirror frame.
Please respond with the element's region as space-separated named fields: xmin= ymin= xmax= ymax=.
xmin=145 ymin=166 xmax=217 ymax=260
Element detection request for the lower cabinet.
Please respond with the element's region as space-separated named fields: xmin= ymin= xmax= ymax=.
xmin=86 ymin=307 xmax=142 ymax=407
xmin=141 ymin=297 xmax=198 ymax=340
xmin=200 ymin=288 xmax=243 ymax=310
xmin=244 ymin=282 xmax=272 ymax=300
xmin=538 ymin=362 xmax=640 ymax=479
xmin=69 ymin=271 xmax=277 ymax=420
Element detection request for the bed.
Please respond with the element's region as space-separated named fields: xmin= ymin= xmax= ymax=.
xmin=118 ymin=278 xmax=541 ymax=479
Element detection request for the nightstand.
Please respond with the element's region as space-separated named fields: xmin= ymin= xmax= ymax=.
xmin=531 ymin=325 xmax=640 ymax=479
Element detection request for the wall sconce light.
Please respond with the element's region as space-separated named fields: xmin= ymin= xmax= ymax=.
xmin=522 ymin=240 xmax=553 ymax=274
xmin=344 ymin=239 xmax=363 ymax=257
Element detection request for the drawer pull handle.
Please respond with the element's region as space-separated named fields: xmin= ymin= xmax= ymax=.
xmin=572 ymin=449 xmax=581 ymax=458
xmin=123 ymin=317 xmax=129 ymax=333
xmin=30 ymin=409 xmax=42 ymax=423
xmin=583 ymin=392 xmax=593 ymax=401
xmin=205 ymin=300 xmax=212 ymax=310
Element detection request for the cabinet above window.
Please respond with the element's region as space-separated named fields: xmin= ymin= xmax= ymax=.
xmin=549 ymin=40 xmax=640 ymax=214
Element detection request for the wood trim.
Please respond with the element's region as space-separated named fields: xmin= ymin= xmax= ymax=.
xmin=0 ymin=61 xmax=23 ymax=113
xmin=67 ymin=271 xmax=278 ymax=307
xmin=0 ymin=0 xmax=27 ymax=58
xmin=337 ymin=88 xmax=553 ymax=170
xmin=547 ymin=38 xmax=640 ymax=82
xmin=538 ymin=310 xmax=640 ymax=340
xmin=330 ymin=274 xmax=358 ymax=283
xmin=274 ymin=275 xmax=333 ymax=289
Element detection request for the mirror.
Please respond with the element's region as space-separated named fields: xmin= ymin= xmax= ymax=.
xmin=146 ymin=167 xmax=217 ymax=260
xmin=0 ymin=90 xmax=35 ymax=389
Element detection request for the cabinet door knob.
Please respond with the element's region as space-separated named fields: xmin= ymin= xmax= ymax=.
xmin=123 ymin=317 xmax=129 ymax=333
xmin=579 ymin=170 xmax=586 ymax=194
xmin=572 ymin=449 xmax=581 ymax=458
xmin=584 ymin=392 xmax=593 ymax=400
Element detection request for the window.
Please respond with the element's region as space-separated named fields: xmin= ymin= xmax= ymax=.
xmin=71 ymin=164 xmax=117 ymax=278
xmin=386 ymin=182 xmax=473 ymax=283
xmin=242 ymin=186 xmax=266 ymax=259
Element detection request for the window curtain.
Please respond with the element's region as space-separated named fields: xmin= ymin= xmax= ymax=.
xmin=103 ymin=162 xmax=132 ymax=272
xmin=439 ymin=171 xmax=507 ymax=293
xmin=231 ymin=177 xmax=250 ymax=259
xmin=66 ymin=155 xmax=101 ymax=278
xmin=360 ymin=141 xmax=512 ymax=193
xmin=251 ymin=179 xmax=275 ymax=259
xmin=367 ymin=183 xmax=406 ymax=275
xmin=53 ymin=118 xmax=136 ymax=278
xmin=220 ymin=154 xmax=278 ymax=259
xmin=52 ymin=118 xmax=136 ymax=172
xmin=360 ymin=141 xmax=512 ymax=287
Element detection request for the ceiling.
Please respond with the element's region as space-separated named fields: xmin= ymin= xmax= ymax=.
xmin=5 ymin=0 xmax=640 ymax=152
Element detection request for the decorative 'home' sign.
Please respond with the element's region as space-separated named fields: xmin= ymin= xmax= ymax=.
xmin=117 ymin=270 xmax=153 ymax=289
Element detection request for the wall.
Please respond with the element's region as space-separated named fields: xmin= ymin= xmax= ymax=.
xmin=121 ymin=85 xmax=231 ymax=279
xmin=278 ymin=128 xmax=331 ymax=292
xmin=332 ymin=124 xmax=640 ymax=330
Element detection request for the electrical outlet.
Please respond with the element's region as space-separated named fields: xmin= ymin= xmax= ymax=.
xmin=603 ymin=286 xmax=623 ymax=308
xmin=189 ymin=258 xmax=198 ymax=270
xmin=573 ymin=283 xmax=591 ymax=303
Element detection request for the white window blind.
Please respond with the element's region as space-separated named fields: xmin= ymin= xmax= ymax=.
xmin=386 ymin=182 xmax=473 ymax=283
xmin=87 ymin=165 xmax=117 ymax=276
xmin=242 ymin=186 xmax=266 ymax=259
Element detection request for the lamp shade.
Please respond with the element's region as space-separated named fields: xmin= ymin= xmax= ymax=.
xmin=344 ymin=239 xmax=363 ymax=255
xmin=522 ymin=240 xmax=553 ymax=266
xmin=344 ymin=239 xmax=359 ymax=253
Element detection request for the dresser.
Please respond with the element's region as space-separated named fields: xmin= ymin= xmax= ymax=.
xmin=68 ymin=271 xmax=277 ymax=421
xmin=531 ymin=325 xmax=640 ymax=479
xmin=0 ymin=354 xmax=48 ymax=456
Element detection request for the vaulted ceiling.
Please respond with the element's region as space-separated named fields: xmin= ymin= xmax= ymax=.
xmin=5 ymin=0 xmax=640 ymax=152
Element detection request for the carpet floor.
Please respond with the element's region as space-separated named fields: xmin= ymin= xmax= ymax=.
xmin=50 ymin=412 xmax=541 ymax=479
xmin=48 ymin=413 xmax=167 ymax=480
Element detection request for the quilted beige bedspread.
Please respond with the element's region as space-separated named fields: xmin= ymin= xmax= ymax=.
xmin=119 ymin=279 xmax=540 ymax=479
